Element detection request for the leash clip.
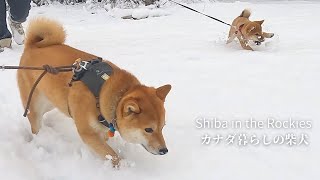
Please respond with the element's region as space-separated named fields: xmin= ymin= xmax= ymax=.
xmin=72 ymin=60 xmax=90 ymax=73
xmin=1 ymin=64 xmax=5 ymax=71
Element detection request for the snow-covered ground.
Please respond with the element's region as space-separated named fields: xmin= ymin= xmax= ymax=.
xmin=1 ymin=1 xmax=320 ymax=180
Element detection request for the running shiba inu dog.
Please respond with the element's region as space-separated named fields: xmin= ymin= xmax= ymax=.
xmin=17 ymin=18 xmax=171 ymax=167
xmin=227 ymin=9 xmax=274 ymax=50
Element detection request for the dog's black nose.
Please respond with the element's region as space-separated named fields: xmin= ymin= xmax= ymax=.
xmin=159 ymin=148 xmax=168 ymax=155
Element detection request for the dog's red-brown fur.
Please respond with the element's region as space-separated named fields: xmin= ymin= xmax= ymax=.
xmin=227 ymin=9 xmax=274 ymax=50
xmin=18 ymin=18 xmax=171 ymax=167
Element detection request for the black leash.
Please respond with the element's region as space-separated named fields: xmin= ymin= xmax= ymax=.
xmin=168 ymin=0 xmax=232 ymax=27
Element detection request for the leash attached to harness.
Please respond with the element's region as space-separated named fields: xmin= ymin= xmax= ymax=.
xmin=1 ymin=64 xmax=75 ymax=117
xmin=2 ymin=58 xmax=116 ymax=137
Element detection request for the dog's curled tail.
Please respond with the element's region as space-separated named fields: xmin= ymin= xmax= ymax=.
xmin=25 ymin=18 xmax=66 ymax=48
xmin=239 ymin=9 xmax=251 ymax=18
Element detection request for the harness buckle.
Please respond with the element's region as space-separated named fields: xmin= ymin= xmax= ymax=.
xmin=79 ymin=61 xmax=90 ymax=70
xmin=72 ymin=60 xmax=90 ymax=73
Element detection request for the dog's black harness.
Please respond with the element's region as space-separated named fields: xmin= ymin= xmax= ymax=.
xmin=71 ymin=58 xmax=112 ymax=97
xmin=70 ymin=57 xmax=116 ymax=136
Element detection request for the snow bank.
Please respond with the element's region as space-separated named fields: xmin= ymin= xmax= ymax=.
xmin=108 ymin=6 xmax=169 ymax=19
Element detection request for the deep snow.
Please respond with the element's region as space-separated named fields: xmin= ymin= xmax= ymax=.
xmin=0 ymin=1 xmax=319 ymax=180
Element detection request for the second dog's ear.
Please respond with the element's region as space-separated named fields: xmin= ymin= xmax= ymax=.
xmin=156 ymin=84 xmax=172 ymax=101
xmin=123 ymin=99 xmax=140 ymax=116
xmin=256 ymin=20 xmax=264 ymax=25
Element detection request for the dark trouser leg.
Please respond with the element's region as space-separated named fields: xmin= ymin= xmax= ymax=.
xmin=6 ymin=0 xmax=31 ymax=23
xmin=0 ymin=0 xmax=11 ymax=39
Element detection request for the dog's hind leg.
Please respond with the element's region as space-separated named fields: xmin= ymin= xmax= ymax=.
xmin=17 ymin=73 xmax=54 ymax=134
xmin=263 ymin=32 xmax=274 ymax=38
xmin=25 ymin=92 xmax=54 ymax=134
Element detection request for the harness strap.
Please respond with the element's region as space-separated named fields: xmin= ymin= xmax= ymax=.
xmin=236 ymin=24 xmax=244 ymax=36
xmin=98 ymin=115 xmax=116 ymax=137
xmin=67 ymin=97 xmax=72 ymax=118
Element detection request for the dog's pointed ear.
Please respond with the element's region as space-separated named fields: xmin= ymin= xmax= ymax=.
xmin=256 ymin=20 xmax=264 ymax=25
xmin=156 ymin=84 xmax=172 ymax=101
xmin=123 ymin=99 xmax=140 ymax=116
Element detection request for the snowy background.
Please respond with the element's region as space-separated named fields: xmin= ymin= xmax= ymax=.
xmin=1 ymin=1 xmax=320 ymax=180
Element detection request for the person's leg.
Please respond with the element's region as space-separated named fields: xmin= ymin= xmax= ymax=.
xmin=0 ymin=0 xmax=12 ymax=39
xmin=7 ymin=0 xmax=31 ymax=23
xmin=6 ymin=0 xmax=31 ymax=45
xmin=0 ymin=0 xmax=12 ymax=50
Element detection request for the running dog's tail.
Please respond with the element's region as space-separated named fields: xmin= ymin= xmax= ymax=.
xmin=239 ymin=9 xmax=251 ymax=18
xmin=25 ymin=18 xmax=66 ymax=48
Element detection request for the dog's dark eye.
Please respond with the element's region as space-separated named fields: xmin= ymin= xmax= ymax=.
xmin=145 ymin=128 xmax=153 ymax=133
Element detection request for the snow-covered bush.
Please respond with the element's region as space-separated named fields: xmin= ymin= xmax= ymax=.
xmin=32 ymin=0 xmax=160 ymax=8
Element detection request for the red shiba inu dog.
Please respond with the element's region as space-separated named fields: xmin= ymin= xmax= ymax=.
xmin=17 ymin=18 xmax=171 ymax=167
xmin=227 ymin=9 xmax=274 ymax=50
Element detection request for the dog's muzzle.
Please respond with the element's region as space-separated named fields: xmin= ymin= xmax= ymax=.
xmin=141 ymin=144 xmax=168 ymax=155
xmin=255 ymin=41 xmax=262 ymax=45
xmin=159 ymin=148 xmax=168 ymax=155
xmin=255 ymin=35 xmax=265 ymax=45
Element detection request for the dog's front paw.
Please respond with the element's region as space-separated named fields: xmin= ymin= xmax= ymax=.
xmin=112 ymin=156 xmax=121 ymax=168
xmin=243 ymin=44 xmax=254 ymax=51
xmin=106 ymin=154 xmax=121 ymax=168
